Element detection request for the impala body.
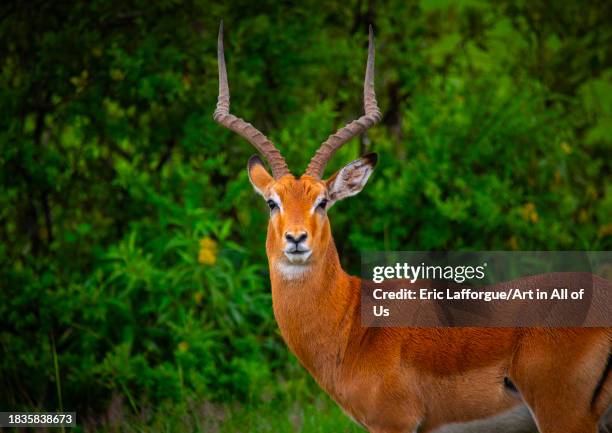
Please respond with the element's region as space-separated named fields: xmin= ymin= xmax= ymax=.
xmin=213 ymin=23 xmax=612 ymax=433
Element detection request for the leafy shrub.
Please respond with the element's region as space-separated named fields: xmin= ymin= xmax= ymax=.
xmin=0 ymin=0 xmax=610 ymax=422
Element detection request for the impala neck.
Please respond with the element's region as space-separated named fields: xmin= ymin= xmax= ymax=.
xmin=268 ymin=238 xmax=359 ymax=391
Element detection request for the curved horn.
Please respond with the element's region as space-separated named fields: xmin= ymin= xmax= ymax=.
xmin=213 ymin=22 xmax=290 ymax=179
xmin=304 ymin=25 xmax=382 ymax=179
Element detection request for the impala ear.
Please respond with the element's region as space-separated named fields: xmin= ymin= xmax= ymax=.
xmin=326 ymin=153 xmax=377 ymax=204
xmin=247 ymin=155 xmax=274 ymax=197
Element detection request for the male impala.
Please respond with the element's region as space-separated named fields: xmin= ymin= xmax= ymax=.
xmin=213 ymin=23 xmax=611 ymax=433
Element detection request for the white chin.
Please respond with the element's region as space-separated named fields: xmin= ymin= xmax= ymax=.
xmin=283 ymin=251 xmax=312 ymax=264
xmin=276 ymin=260 xmax=311 ymax=280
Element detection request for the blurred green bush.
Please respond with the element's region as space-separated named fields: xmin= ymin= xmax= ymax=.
xmin=0 ymin=0 xmax=610 ymax=420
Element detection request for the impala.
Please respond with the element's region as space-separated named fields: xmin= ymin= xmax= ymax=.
xmin=213 ymin=23 xmax=611 ymax=433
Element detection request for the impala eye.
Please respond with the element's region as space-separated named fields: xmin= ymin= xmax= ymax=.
xmin=267 ymin=199 xmax=278 ymax=211
xmin=317 ymin=199 xmax=328 ymax=211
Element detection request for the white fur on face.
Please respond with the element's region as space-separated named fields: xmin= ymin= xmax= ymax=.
xmin=275 ymin=261 xmax=311 ymax=280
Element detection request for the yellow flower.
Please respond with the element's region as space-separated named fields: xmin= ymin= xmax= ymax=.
xmin=198 ymin=237 xmax=218 ymax=265
xmin=193 ymin=291 xmax=203 ymax=304
xmin=521 ymin=203 xmax=539 ymax=223
xmin=178 ymin=341 xmax=189 ymax=352
xmin=560 ymin=142 xmax=572 ymax=154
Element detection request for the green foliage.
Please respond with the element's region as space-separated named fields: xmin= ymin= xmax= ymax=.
xmin=0 ymin=0 xmax=611 ymax=430
xmin=72 ymin=393 xmax=362 ymax=433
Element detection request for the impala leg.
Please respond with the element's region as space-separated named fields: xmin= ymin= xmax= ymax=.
xmin=513 ymin=383 xmax=600 ymax=432
xmin=501 ymin=386 xmax=597 ymax=433
xmin=533 ymin=414 xmax=597 ymax=433
xmin=510 ymin=331 xmax=609 ymax=433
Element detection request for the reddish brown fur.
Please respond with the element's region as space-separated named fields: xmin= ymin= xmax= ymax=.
xmin=249 ymin=167 xmax=612 ymax=433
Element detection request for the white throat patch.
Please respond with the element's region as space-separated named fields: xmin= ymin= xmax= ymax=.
xmin=275 ymin=261 xmax=310 ymax=280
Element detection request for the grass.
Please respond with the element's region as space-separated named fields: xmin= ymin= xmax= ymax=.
xmin=70 ymin=387 xmax=363 ymax=433
xmin=216 ymin=397 xmax=362 ymax=433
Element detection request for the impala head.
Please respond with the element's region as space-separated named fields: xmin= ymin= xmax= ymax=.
xmin=246 ymin=153 xmax=377 ymax=269
xmin=214 ymin=22 xmax=381 ymax=275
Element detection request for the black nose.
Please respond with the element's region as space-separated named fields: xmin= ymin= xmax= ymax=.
xmin=285 ymin=232 xmax=307 ymax=244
